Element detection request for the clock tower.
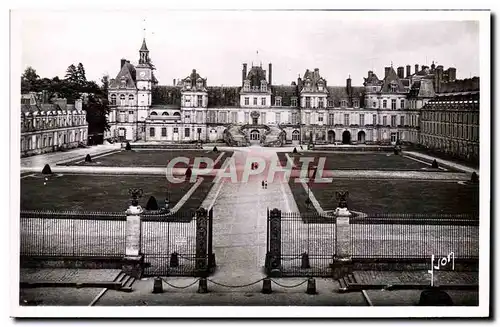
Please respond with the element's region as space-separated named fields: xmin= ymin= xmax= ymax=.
xmin=136 ymin=38 xmax=152 ymax=107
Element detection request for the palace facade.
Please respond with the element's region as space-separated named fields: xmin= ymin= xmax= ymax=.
xmin=105 ymin=38 xmax=480 ymax=161
xmin=20 ymin=92 xmax=88 ymax=157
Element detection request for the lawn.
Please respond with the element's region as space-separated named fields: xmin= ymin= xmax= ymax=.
xmin=66 ymin=150 xmax=233 ymax=169
xmin=277 ymin=152 xmax=448 ymax=171
xmin=20 ymin=174 xmax=215 ymax=212
xmin=289 ymin=179 xmax=479 ymax=216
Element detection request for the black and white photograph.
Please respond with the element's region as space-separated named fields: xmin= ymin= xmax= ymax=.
xmin=8 ymin=5 xmax=491 ymax=319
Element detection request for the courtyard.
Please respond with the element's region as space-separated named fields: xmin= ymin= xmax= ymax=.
xmin=277 ymin=151 xmax=456 ymax=171
xmin=20 ymin=174 xmax=215 ymax=212
xmin=64 ymin=149 xmax=232 ymax=169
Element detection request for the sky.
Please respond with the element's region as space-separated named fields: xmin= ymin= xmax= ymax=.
xmin=16 ymin=10 xmax=480 ymax=87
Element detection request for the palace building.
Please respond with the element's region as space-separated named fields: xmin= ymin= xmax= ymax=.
xmin=105 ymin=37 xmax=480 ymax=161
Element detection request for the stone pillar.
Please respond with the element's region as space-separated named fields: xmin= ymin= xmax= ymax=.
xmin=331 ymin=191 xmax=352 ymax=279
xmin=266 ymin=208 xmax=282 ymax=277
xmin=122 ymin=188 xmax=144 ymax=278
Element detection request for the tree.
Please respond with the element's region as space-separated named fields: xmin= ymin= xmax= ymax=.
xmin=64 ymin=64 xmax=78 ymax=84
xmin=76 ymin=63 xmax=87 ymax=86
xmin=84 ymin=93 xmax=110 ymax=135
xmin=101 ymin=75 xmax=109 ymax=95
xmin=21 ymin=66 xmax=39 ymax=93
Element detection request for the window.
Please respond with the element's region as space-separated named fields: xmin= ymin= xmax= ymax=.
xmin=129 ymin=111 xmax=134 ymax=115
xmin=197 ymin=95 xmax=203 ymax=107
xmin=111 ymin=94 xmax=117 ymax=105
xmin=174 ymin=127 xmax=178 ymax=133
xmin=305 ymin=97 xmax=311 ymax=108
xmin=291 ymin=98 xmax=297 ymax=107
xmin=244 ymin=97 xmax=249 ymax=106
xmin=291 ymin=112 xmax=298 ymax=124
xmin=161 ymin=128 xmax=167 ymax=137
xmin=244 ymin=81 xmax=250 ymax=91
xmin=328 ymin=113 xmax=335 ymax=125
xmin=353 ymin=100 xmax=359 ymax=108
xmin=184 ymin=96 xmax=191 ymax=106
xmin=360 ymin=114 xmax=365 ymax=126
xmin=344 ymin=114 xmax=350 ymax=126
xmin=261 ymin=98 xmax=266 ymax=106
xmin=391 ymin=115 xmax=396 ymax=126
xmin=253 ymin=98 xmax=257 ymax=105
xmin=261 ymin=81 xmax=267 ymax=92
xmin=207 ymin=111 xmax=216 ymax=123
xmin=150 ymin=111 xmax=157 ymax=115
xmin=120 ymin=94 xmax=126 ymax=105
xmin=305 ymin=112 xmax=311 ymax=124
xmin=231 ymin=112 xmax=238 ymax=123
xmin=275 ymin=112 xmax=281 ymax=124
xmin=341 ymin=100 xmax=347 ymax=108
xmin=373 ymin=101 xmax=376 ymax=108
xmin=318 ymin=113 xmax=324 ymax=122
xmin=373 ymin=114 xmax=377 ymax=125
xmin=383 ymin=116 xmax=387 ymax=126
xmin=261 ymin=112 xmax=266 ymax=124
xmin=244 ymin=112 xmax=250 ymax=124
xmin=149 ymin=127 xmax=155 ymax=137
xmin=162 ymin=112 xmax=169 ymax=116
xmin=318 ymin=98 xmax=324 ymax=108
xmin=197 ymin=128 xmax=202 ymax=135
xmin=328 ymin=100 xmax=334 ymax=107
xmin=400 ymin=116 xmax=405 ymax=126
xmin=185 ymin=128 xmax=190 ymax=138
xmin=292 ymin=130 xmax=300 ymax=141
xmin=383 ymin=100 xmax=387 ymax=109
xmin=129 ymin=94 xmax=134 ymax=100
xmin=400 ymin=99 xmax=405 ymax=109
xmin=276 ymin=97 xmax=282 ymax=106
xmin=219 ymin=111 xmax=227 ymax=124
xmin=391 ymin=99 xmax=396 ymax=110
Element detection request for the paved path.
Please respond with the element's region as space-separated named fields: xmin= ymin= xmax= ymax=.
xmin=403 ymin=151 xmax=478 ymax=174
xmin=209 ymin=147 xmax=298 ymax=286
xmin=21 ymin=144 xmax=121 ymax=168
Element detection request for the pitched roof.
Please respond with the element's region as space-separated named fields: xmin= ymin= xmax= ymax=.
xmin=207 ymin=86 xmax=240 ymax=107
xmin=439 ymin=77 xmax=480 ymax=93
xmin=380 ymin=67 xmax=405 ymax=93
xmin=152 ymin=86 xmax=181 ymax=106
xmin=182 ymin=69 xmax=207 ymax=91
xmin=109 ymin=62 xmax=137 ymax=89
xmin=246 ymin=66 xmax=267 ymax=87
xmin=300 ymin=69 xmax=327 ymax=93
xmin=326 ymin=86 xmax=364 ymax=107
xmin=140 ymin=38 xmax=149 ymax=52
xmin=272 ymin=85 xmax=298 ymax=106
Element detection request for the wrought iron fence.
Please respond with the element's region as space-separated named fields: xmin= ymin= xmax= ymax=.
xmin=141 ymin=208 xmax=214 ymax=277
xmin=350 ymin=213 xmax=479 ymax=259
xmin=268 ymin=210 xmax=336 ymax=277
xmin=20 ymin=210 xmax=127 ymax=257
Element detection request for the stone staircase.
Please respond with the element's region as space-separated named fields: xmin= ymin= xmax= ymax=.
xmin=114 ymin=271 xmax=137 ymax=292
xmin=336 ymin=273 xmax=358 ymax=293
xmin=262 ymin=125 xmax=285 ymax=147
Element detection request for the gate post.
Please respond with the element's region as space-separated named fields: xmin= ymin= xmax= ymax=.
xmin=195 ymin=207 xmax=209 ymax=277
xmin=122 ymin=188 xmax=145 ymax=278
xmin=332 ymin=191 xmax=353 ymax=279
xmin=208 ymin=208 xmax=216 ymax=269
xmin=266 ymin=208 xmax=282 ymax=277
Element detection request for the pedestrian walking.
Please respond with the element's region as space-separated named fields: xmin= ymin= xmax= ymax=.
xmin=261 ymin=180 xmax=265 ymax=189
xmin=264 ymin=181 xmax=268 ymax=189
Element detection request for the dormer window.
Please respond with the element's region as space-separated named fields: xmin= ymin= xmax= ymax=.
xmin=318 ymin=81 xmax=324 ymax=91
xmin=328 ymin=99 xmax=334 ymax=107
xmin=261 ymin=81 xmax=267 ymax=92
xmin=275 ymin=97 xmax=282 ymax=106
xmin=184 ymin=79 xmax=191 ymax=89
xmin=390 ymin=82 xmax=398 ymax=93
xmin=305 ymin=79 xmax=311 ymax=88
xmin=120 ymin=77 xmax=126 ymax=87
xmin=196 ymin=79 xmax=203 ymax=88
xmin=341 ymin=100 xmax=347 ymax=108
xmin=244 ymin=80 xmax=250 ymax=91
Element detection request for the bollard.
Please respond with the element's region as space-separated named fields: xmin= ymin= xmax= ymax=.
xmin=301 ymin=252 xmax=310 ymax=269
xmin=261 ymin=278 xmax=272 ymax=294
xmin=197 ymin=277 xmax=208 ymax=293
xmin=152 ymin=277 xmax=163 ymax=294
xmin=306 ymin=278 xmax=317 ymax=295
xmin=170 ymin=252 xmax=179 ymax=268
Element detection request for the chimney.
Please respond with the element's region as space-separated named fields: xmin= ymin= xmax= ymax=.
xmin=415 ymin=64 xmax=419 ymax=74
xmin=384 ymin=67 xmax=390 ymax=77
xmin=406 ymin=65 xmax=411 ymax=78
xmin=298 ymin=75 xmax=302 ymax=89
xmin=173 ymin=79 xmax=176 ymax=86
xmin=368 ymin=71 xmax=373 ymax=79
xmin=346 ymin=76 xmax=352 ymax=95
xmin=431 ymin=61 xmax=436 ymax=70
xmin=314 ymin=68 xmax=319 ymax=78
xmin=397 ymin=67 xmax=404 ymax=79
xmin=268 ymin=63 xmax=272 ymax=86
xmin=121 ymin=59 xmax=126 ymax=69
xmin=242 ymin=63 xmax=247 ymax=85
xmin=449 ymin=67 xmax=457 ymax=82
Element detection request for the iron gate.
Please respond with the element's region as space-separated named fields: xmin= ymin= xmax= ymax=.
xmin=265 ymin=208 xmax=337 ymax=277
xmin=141 ymin=207 xmax=215 ymax=277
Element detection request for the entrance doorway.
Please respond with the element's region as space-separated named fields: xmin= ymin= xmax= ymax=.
xmin=328 ymin=130 xmax=335 ymax=143
xmin=390 ymin=132 xmax=397 ymax=145
xmin=357 ymin=131 xmax=366 ymax=144
xmin=250 ymin=129 xmax=260 ymax=143
xmin=342 ymin=131 xmax=351 ymax=144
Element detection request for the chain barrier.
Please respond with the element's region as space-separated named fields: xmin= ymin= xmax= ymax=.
xmin=160 ymin=277 xmax=201 ymax=289
xmin=281 ymin=254 xmax=303 ymax=261
xmin=207 ymin=278 xmax=266 ymax=288
xmin=176 ymin=254 xmax=198 ymax=261
xmin=271 ymin=279 xmax=309 ymax=288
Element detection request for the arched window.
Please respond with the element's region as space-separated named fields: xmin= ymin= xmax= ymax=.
xmin=128 ymin=94 xmax=134 ymax=100
xmin=111 ymin=94 xmax=117 ymax=105
xmin=173 ymin=112 xmax=181 ymax=116
xmin=162 ymin=112 xmax=169 ymax=116
xmin=150 ymin=111 xmax=158 ymax=115
xmin=292 ymin=130 xmax=300 ymax=141
xmin=119 ymin=94 xmax=126 ymax=106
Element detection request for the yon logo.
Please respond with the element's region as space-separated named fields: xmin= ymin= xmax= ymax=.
xmin=428 ymin=252 xmax=455 ymax=287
